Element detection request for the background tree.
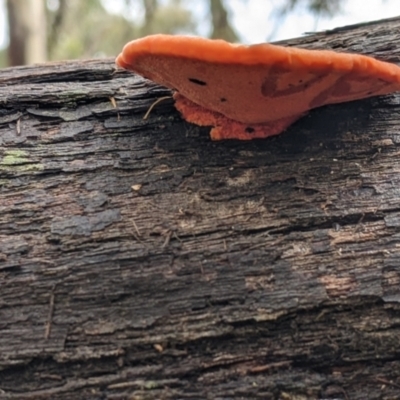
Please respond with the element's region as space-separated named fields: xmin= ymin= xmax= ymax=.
xmin=48 ymin=0 xmax=195 ymax=61
xmin=4 ymin=0 xmax=196 ymax=66
xmin=6 ymin=0 xmax=47 ymax=66
xmin=2 ymin=0 xmax=348 ymax=68
xmin=47 ymin=0 xmax=137 ymax=61
xmin=209 ymin=0 xmax=238 ymax=42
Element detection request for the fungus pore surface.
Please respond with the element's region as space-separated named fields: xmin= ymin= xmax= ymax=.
xmin=116 ymin=34 xmax=400 ymax=140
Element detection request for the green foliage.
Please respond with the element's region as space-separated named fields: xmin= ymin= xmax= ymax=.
xmin=0 ymin=48 xmax=6 ymax=69
xmin=148 ymin=1 xmax=195 ymax=35
xmin=48 ymin=0 xmax=138 ymax=60
xmin=47 ymin=0 xmax=195 ymax=60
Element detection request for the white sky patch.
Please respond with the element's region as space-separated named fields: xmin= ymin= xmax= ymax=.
xmin=101 ymin=0 xmax=145 ymax=22
xmin=0 ymin=0 xmax=6 ymax=49
xmin=227 ymin=0 xmax=400 ymax=43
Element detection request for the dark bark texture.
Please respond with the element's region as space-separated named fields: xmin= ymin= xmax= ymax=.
xmin=1 ymin=17 xmax=400 ymax=400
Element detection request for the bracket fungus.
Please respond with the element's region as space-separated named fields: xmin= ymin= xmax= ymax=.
xmin=116 ymin=34 xmax=400 ymax=140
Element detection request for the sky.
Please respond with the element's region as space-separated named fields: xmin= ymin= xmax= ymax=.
xmin=228 ymin=0 xmax=400 ymax=43
xmin=100 ymin=0 xmax=400 ymax=43
xmin=0 ymin=0 xmax=399 ymax=50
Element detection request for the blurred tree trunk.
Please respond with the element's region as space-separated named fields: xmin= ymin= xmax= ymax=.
xmin=141 ymin=0 xmax=158 ymax=35
xmin=6 ymin=0 xmax=47 ymax=66
xmin=48 ymin=0 xmax=68 ymax=59
xmin=209 ymin=0 xmax=238 ymax=41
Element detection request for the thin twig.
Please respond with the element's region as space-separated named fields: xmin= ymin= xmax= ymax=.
xmin=143 ymin=96 xmax=172 ymax=120
xmin=45 ymin=284 xmax=57 ymax=339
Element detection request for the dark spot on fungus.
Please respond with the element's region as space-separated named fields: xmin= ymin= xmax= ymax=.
xmin=220 ymin=97 xmax=227 ymax=102
xmin=245 ymin=127 xmax=255 ymax=134
xmin=262 ymin=71 xmax=324 ymax=98
xmin=189 ymin=78 xmax=207 ymax=86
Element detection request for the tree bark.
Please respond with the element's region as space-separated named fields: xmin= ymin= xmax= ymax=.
xmin=6 ymin=0 xmax=47 ymax=66
xmin=1 ymin=17 xmax=400 ymax=400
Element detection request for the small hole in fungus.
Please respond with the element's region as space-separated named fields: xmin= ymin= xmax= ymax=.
xmin=245 ymin=127 xmax=255 ymax=134
xmin=189 ymin=78 xmax=207 ymax=86
xmin=220 ymin=98 xmax=227 ymax=102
